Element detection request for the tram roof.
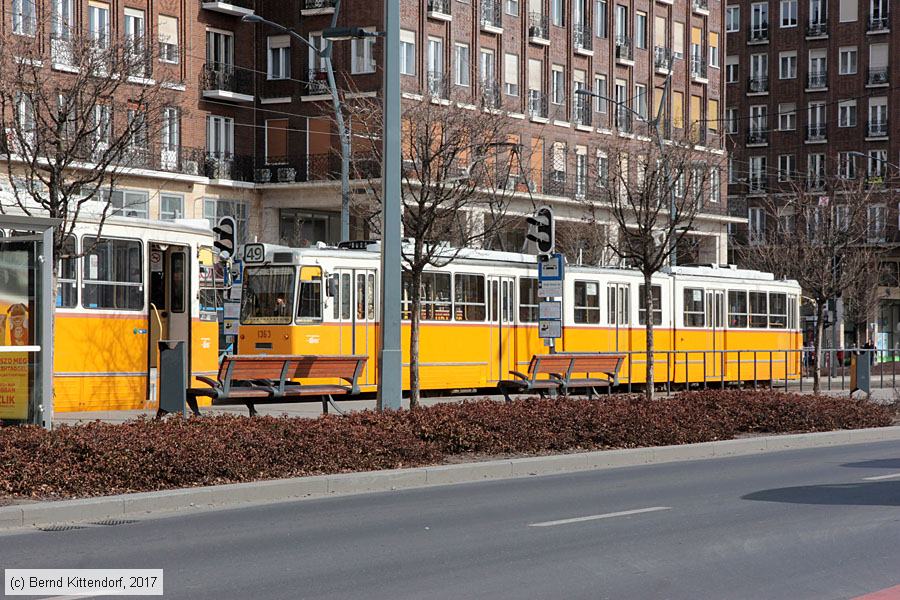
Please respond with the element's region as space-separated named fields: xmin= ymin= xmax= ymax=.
xmin=244 ymin=242 xmax=797 ymax=285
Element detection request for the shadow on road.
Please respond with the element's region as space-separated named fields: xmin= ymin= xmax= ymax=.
xmin=742 ymin=481 xmax=900 ymax=507
xmin=842 ymin=458 xmax=900 ymax=470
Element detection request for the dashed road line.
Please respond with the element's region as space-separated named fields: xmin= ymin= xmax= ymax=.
xmin=528 ymin=506 xmax=672 ymax=527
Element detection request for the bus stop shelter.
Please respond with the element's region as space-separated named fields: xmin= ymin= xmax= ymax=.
xmin=0 ymin=214 xmax=57 ymax=429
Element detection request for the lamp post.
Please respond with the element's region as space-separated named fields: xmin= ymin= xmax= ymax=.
xmin=242 ymin=11 xmax=354 ymax=242
xmin=576 ymin=61 xmax=679 ymax=266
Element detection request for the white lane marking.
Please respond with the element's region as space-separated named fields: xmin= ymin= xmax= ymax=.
xmin=39 ymin=596 xmax=97 ymax=600
xmin=863 ymin=472 xmax=900 ymax=481
xmin=529 ymin=506 xmax=671 ymax=527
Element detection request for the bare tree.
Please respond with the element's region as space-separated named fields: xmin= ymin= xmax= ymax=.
xmin=345 ymin=90 xmax=521 ymax=407
xmin=843 ymin=251 xmax=885 ymax=347
xmin=0 ymin=22 xmax=179 ymax=280
xmin=578 ymin=132 xmax=722 ymax=399
xmin=738 ymin=177 xmax=876 ymax=393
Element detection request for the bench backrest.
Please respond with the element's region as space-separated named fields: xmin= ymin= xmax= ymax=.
xmin=567 ymin=355 xmax=624 ymax=376
xmin=220 ymin=356 xmax=293 ymax=383
xmin=530 ymin=355 xmax=577 ymax=380
xmin=291 ymin=355 xmax=368 ymax=393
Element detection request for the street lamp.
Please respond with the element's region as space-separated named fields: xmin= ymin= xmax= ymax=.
xmin=242 ymin=12 xmax=354 ymax=243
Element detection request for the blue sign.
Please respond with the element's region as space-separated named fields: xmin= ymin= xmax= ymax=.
xmin=538 ymin=253 xmax=564 ymax=281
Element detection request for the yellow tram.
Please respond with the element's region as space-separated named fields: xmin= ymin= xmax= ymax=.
xmin=46 ymin=216 xmax=221 ymax=412
xmin=236 ymin=243 xmax=803 ymax=393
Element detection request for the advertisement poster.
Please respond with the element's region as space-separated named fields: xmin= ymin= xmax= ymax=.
xmin=0 ymin=351 xmax=29 ymax=420
xmin=0 ymin=244 xmax=33 ymax=420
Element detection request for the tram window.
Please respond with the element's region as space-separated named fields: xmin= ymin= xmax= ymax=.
xmin=454 ymin=273 xmax=486 ymax=321
xmin=171 ymin=252 xmax=186 ymax=313
xmin=82 ymin=237 xmax=143 ymax=310
xmin=749 ymin=291 xmax=768 ymax=328
xmin=502 ymin=279 xmax=513 ymax=322
xmin=638 ymin=285 xmax=662 ymax=326
xmin=768 ymin=292 xmax=787 ymax=328
xmin=367 ymin=274 xmax=376 ymax=320
xmin=728 ymin=290 xmax=748 ymax=328
xmin=683 ymin=288 xmax=705 ymax=327
xmin=787 ymin=295 xmax=797 ymax=329
xmin=341 ymin=273 xmax=351 ymax=320
xmin=356 ymin=274 xmax=366 ymax=320
xmin=574 ymin=281 xmax=601 ymax=324
xmin=519 ymin=277 xmax=538 ymax=322
xmin=240 ymin=266 xmax=295 ymax=324
xmin=57 ymin=235 xmax=77 ymax=308
xmin=401 ymin=272 xmax=451 ymax=321
xmin=330 ymin=274 xmax=340 ymax=319
xmin=297 ymin=273 xmax=323 ymax=322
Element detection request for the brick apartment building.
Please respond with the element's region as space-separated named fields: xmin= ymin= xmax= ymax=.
xmin=0 ymin=0 xmax=732 ymax=263
xmin=724 ymin=0 xmax=900 ymax=345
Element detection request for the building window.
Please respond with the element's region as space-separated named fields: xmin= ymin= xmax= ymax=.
xmin=206 ymin=115 xmax=234 ymax=158
xmin=709 ymin=33 xmax=719 ymax=68
xmin=868 ymin=204 xmax=886 ymax=242
xmin=838 ymin=100 xmax=857 ymax=127
xmin=778 ymin=102 xmax=796 ymax=130
xmin=454 ymin=43 xmax=470 ymax=86
xmin=160 ymin=194 xmax=184 ymax=220
xmin=12 ymin=0 xmax=37 ymax=35
xmin=594 ymin=75 xmax=607 ymax=112
xmin=780 ymin=0 xmax=797 ymax=26
xmin=505 ymin=0 xmax=519 ymax=15
xmin=778 ymin=154 xmax=796 ymax=180
xmin=88 ymin=2 xmax=110 ymax=48
xmin=634 ymin=83 xmax=648 ymax=120
xmin=400 ymin=30 xmax=416 ymax=76
xmin=725 ymin=107 xmax=738 ymax=133
xmin=551 ymin=66 xmax=565 ymax=105
xmin=551 ymin=0 xmax=564 ymax=25
xmin=158 ymin=15 xmax=179 ymax=63
xmin=160 ymin=107 xmax=179 ymax=167
xmin=709 ymin=168 xmax=720 ymax=203
xmin=351 ymin=32 xmax=376 ymax=74
xmin=504 ymin=53 xmax=519 ymax=96
xmin=207 ymin=30 xmax=234 ymax=70
xmin=635 ymin=12 xmax=647 ymax=49
xmin=838 ymin=151 xmax=857 ymax=179
xmin=726 ymin=5 xmax=740 ymax=31
xmin=105 ymin=189 xmax=150 ymax=219
xmin=839 ymin=47 xmax=857 ymax=75
xmin=869 ymin=149 xmax=887 ymax=178
xmin=267 ymin=35 xmax=290 ymax=80
xmin=595 ymin=0 xmax=608 ymax=37
xmin=839 ymin=0 xmax=859 ymax=21
xmin=750 ymin=2 xmax=768 ymax=36
xmin=204 ymin=199 xmax=248 ymax=243
xmin=726 ymin=56 xmax=738 ymax=83
xmin=779 ymin=52 xmax=797 ymax=79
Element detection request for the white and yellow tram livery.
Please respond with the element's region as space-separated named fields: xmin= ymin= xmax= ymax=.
xmin=50 ymin=217 xmax=220 ymax=411
xmin=237 ymin=242 xmax=802 ymax=393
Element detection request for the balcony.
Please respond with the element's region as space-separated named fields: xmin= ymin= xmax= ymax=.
xmin=868 ymin=67 xmax=889 ymax=86
xmin=200 ymin=63 xmax=254 ymax=102
xmin=200 ymin=0 xmax=254 ymax=17
xmin=748 ymin=76 xmax=769 ymax=94
xmin=573 ymin=22 xmax=592 ymax=54
xmin=480 ymin=0 xmax=502 ymax=33
xmin=654 ymin=46 xmax=673 ymax=73
xmin=692 ymin=0 xmax=709 ymax=13
xmin=427 ymin=0 xmax=452 ymax=21
xmin=805 ymin=123 xmax=827 ymax=142
xmin=528 ymin=12 xmax=549 ymax=44
xmin=305 ymin=68 xmax=331 ymax=97
xmin=748 ymin=25 xmax=768 ymax=43
xmin=527 ymin=90 xmax=548 ymax=120
xmin=806 ymin=20 xmax=828 ymax=38
xmin=691 ymin=57 xmax=708 ymax=82
xmin=867 ymin=119 xmax=889 ymax=138
xmin=426 ymin=71 xmax=449 ymax=99
xmin=301 ymin=0 xmax=336 ymax=14
xmin=615 ymin=36 xmax=634 ymax=64
xmin=868 ymin=13 xmax=890 ymax=32
xmin=481 ymin=80 xmax=501 ymax=109
xmin=806 ymin=70 xmax=827 ymax=90
xmin=615 ymin=107 xmax=633 ymax=133
xmin=255 ymin=153 xmax=379 ymax=184
xmin=746 ymin=128 xmax=769 ymax=146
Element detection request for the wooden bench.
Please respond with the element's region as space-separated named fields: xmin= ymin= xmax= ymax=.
xmin=497 ymin=354 xmax=574 ymax=402
xmin=185 ymin=355 xmax=367 ymax=416
xmin=558 ymin=353 xmax=625 ymax=398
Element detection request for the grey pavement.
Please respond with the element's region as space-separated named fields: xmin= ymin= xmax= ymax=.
xmin=2 ymin=440 xmax=899 ymax=599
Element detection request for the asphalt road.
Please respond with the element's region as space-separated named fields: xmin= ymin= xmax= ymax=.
xmin=2 ymin=440 xmax=900 ymax=600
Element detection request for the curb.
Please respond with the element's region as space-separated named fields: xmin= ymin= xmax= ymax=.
xmin=2 ymin=425 xmax=899 ymax=530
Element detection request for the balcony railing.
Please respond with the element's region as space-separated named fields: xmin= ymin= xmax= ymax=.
xmin=747 ymin=128 xmax=769 ymax=145
xmin=868 ymin=120 xmax=888 ymax=137
xmin=480 ymin=0 xmax=502 ymax=29
xmin=255 ymin=153 xmax=379 ymax=184
xmin=868 ymin=67 xmax=889 ymax=85
xmin=692 ymin=0 xmax=709 ymax=11
xmin=868 ymin=13 xmax=889 ymax=31
xmin=691 ymin=56 xmax=708 ymax=79
xmin=807 ymin=70 xmax=827 ymax=89
xmin=428 ymin=0 xmax=451 ymax=16
xmin=481 ymin=80 xmax=501 ymax=109
xmin=306 ymin=68 xmax=331 ymax=95
xmin=748 ymin=25 xmax=768 ymax=42
xmin=806 ymin=123 xmax=827 ymax=142
xmin=806 ymin=20 xmax=827 ymax=36
xmin=573 ymin=22 xmax=592 ymax=51
xmin=615 ymin=36 xmax=633 ymax=61
xmin=303 ymin=0 xmax=336 ymax=8
xmin=200 ymin=63 xmax=253 ymax=96
xmin=528 ymin=12 xmax=549 ymax=41
xmin=427 ymin=71 xmax=449 ymax=98
xmin=654 ymin=46 xmax=673 ymax=70
xmin=528 ymin=89 xmax=548 ymax=119
xmin=748 ymin=76 xmax=769 ymax=93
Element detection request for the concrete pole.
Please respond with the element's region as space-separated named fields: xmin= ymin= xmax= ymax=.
xmin=377 ymin=0 xmax=403 ymax=410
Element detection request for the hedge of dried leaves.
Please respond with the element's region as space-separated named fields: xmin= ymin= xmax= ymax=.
xmin=0 ymin=390 xmax=893 ymax=500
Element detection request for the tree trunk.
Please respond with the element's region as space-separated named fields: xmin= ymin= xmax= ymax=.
xmin=408 ymin=269 xmax=423 ymax=409
xmin=643 ymin=273 xmax=655 ymax=400
xmin=813 ymin=300 xmax=825 ymax=395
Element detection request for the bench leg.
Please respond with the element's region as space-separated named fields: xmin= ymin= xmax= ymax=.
xmin=325 ymin=395 xmax=346 ymax=416
xmin=155 ymin=408 xmax=167 ymax=420
xmin=322 ymin=397 xmax=329 ymax=414
xmin=245 ymin=402 xmax=258 ymax=417
xmin=499 ymin=386 xmax=511 ymax=403
xmin=186 ymin=397 xmax=201 ymax=417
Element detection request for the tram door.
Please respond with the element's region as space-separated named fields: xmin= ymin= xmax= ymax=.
xmin=148 ymin=243 xmax=191 ymax=402
xmin=488 ymin=276 xmax=515 ymax=382
xmin=704 ymin=290 xmax=725 ymax=379
xmin=334 ymin=268 xmax=377 ymax=385
xmin=607 ymin=283 xmax=631 ymax=352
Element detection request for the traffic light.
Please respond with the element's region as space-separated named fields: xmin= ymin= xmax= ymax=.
xmin=213 ymin=216 xmax=236 ymax=259
xmin=526 ymin=206 xmax=555 ymax=254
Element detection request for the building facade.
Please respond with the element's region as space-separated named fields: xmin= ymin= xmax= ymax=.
xmin=1 ymin=0 xmax=732 ymax=263
xmin=724 ymin=0 xmax=900 ymax=346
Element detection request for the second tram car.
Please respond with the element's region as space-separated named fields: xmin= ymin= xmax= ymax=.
xmin=237 ymin=243 xmax=802 ymax=393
